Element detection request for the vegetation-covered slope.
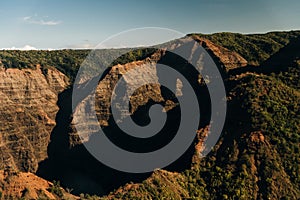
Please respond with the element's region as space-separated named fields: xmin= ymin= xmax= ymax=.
xmin=101 ymin=70 xmax=300 ymax=200
xmin=0 ymin=31 xmax=299 ymax=199
xmin=189 ymin=31 xmax=300 ymax=65
xmin=100 ymin=32 xmax=300 ymax=200
xmin=0 ymin=48 xmax=156 ymax=82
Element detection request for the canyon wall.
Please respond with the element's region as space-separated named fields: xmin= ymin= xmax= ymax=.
xmin=0 ymin=65 xmax=69 ymax=172
xmin=0 ymin=38 xmax=247 ymax=173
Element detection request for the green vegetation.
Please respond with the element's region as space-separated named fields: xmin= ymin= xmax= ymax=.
xmin=189 ymin=31 xmax=300 ymax=65
xmin=99 ymin=31 xmax=300 ymax=198
xmin=110 ymin=48 xmax=156 ymax=66
xmin=48 ymin=180 xmax=64 ymax=198
xmin=100 ymin=70 xmax=299 ymax=199
xmin=0 ymin=48 xmax=156 ymax=83
xmin=0 ymin=49 xmax=88 ymax=82
xmin=1 ymin=31 xmax=299 ymax=199
xmin=277 ymin=62 xmax=300 ymax=89
xmin=79 ymin=193 xmax=101 ymax=200
xmin=238 ymin=74 xmax=300 ymax=187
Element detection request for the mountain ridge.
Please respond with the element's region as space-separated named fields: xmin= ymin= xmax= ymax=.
xmin=0 ymin=31 xmax=299 ymax=199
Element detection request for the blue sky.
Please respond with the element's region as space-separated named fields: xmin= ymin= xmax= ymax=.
xmin=0 ymin=0 xmax=300 ymax=49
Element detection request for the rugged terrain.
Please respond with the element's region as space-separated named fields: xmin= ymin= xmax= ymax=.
xmin=0 ymin=169 xmax=77 ymax=199
xmin=0 ymin=31 xmax=299 ymax=199
xmin=0 ymin=65 xmax=68 ymax=172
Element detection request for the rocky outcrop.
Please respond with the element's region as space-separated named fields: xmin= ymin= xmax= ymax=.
xmin=70 ymin=52 xmax=166 ymax=145
xmin=0 ymin=66 xmax=68 ymax=172
xmin=191 ymin=126 xmax=210 ymax=167
xmin=0 ymin=169 xmax=77 ymax=199
xmin=192 ymin=35 xmax=248 ymax=71
xmin=0 ymin=36 xmax=250 ymax=196
xmin=70 ymin=37 xmax=245 ymax=144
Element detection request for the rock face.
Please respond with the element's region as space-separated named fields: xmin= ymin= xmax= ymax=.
xmin=96 ymin=59 xmax=164 ymax=124
xmin=70 ymin=52 xmax=166 ymax=145
xmin=0 ymin=169 xmax=77 ymax=199
xmin=71 ymin=37 xmax=246 ymax=144
xmin=0 ymin=65 xmax=68 ymax=172
xmin=0 ymin=38 xmax=246 ymax=168
xmin=192 ymin=35 xmax=248 ymax=71
xmin=0 ymin=37 xmax=249 ymax=196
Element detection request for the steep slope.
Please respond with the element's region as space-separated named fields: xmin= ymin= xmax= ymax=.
xmin=202 ymin=74 xmax=300 ymax=199
xmin=262 ymin=35 xmax=300 ymax=67
xmin=102 ymin=72 xmax=300 ymax=200
xmin=0 ymin=169 xmax=77 ymax=199
xmin=0 ymin=31 xmax=299 ymax=199
xmin=191 ymin=35 xmax=248 ymax=71
xmin=100 ymin=35 xmax=300 ymax=199
xmin=36 ymin=37 xmax=246 ymax=196
xmin=190 ymin=31 xmax=300 ymax=65
xmin=260 ymin=35 xmax=300 ymax=86
xmin=0 ymin=65 xmax=69 ymax=172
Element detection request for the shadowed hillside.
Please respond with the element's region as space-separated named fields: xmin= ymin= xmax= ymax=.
xmin=0 ymin=31 xmax=299 ymax=199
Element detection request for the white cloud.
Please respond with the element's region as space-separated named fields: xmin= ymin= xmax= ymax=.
xmin=23 ymin=16 xmax=31 ymax=21
xmin=65 ymin=43 xmax=96 ymax=49
xmin=1 ymin=43 xmax=95 ymax=50
xmin=23 ymin=16 xmax=62 ymax=26
xmin=1 ymin=45 xmax=37 ymax=50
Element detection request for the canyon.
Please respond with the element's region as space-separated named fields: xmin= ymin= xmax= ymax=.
xmin=0 ymin=31 xmax=299 ymax=199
